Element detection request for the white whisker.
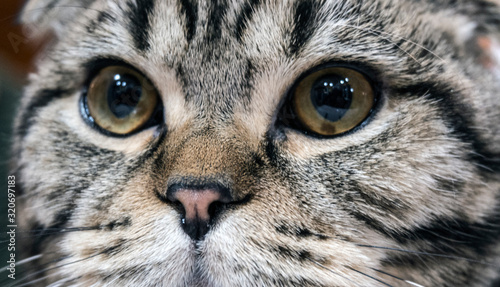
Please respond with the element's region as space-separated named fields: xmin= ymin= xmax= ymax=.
xmin=371 ymin=268 xmax=426 ymax=287
xmin=8 ymin=269 xmax=63 ymax=287
xmin=406 ymin=280 xmax=425 ymax=287
xmin=0 ymin=254 xmax=42 ymax=272
xmin=338 ymin=23 xmax=446 ymax=63
xmin=305 ymin=257 xmax=363 ymax=287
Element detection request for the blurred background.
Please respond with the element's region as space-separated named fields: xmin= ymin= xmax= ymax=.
xmin=1 ymin=0 xmax=45 ymax=175
xmin=0 ymin=0 xmax=50 ymax=279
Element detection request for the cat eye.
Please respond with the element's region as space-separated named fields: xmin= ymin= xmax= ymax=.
xmin=83 ymin=66 xmax=162 ymax=135
xmin=282 ymin=66 xmax=376 ymax=137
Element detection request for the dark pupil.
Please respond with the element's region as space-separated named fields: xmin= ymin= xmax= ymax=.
xmin=310 ymin=74 xmax=353 ymax=122
xmin=107 ymin=73 xmax=142 ymax=118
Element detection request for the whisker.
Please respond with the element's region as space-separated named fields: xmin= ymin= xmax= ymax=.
xmin=0 ymin=254 xmax=42 ymax=273
xmin=0 ymin=226 xmax=101 ymax=244
xmin=47 ymin=276 xmax=80 ymax=287
xmin=285 ymin=231 xmax=498 ymax=271
xmin=332 ymin=21 xmax=423 ymax=67
xmin=356 ymin=244 xmax=499 ymax=268
xmin=24 ymin=226 xmax=100 ymax=233
xmin=305 ymin=232 xmax=498 ymax=269
xmin=11 ymin=270 xmax=64 ymax=287
xmin=344 ymin=266 xmax=393 ymax=287
xmin=30 ymin=255 xmax=72 ymax=272
xmin=8 ymin=251 xmax=104 ymax=287
xmin=337 ymin=23 xmax=445 ymax=63
xmin=305 ymin=257 xmax=363 ymax=287
xmin=371 ymin=268 xmax=426 ymax=287
xmin=10 ymin=224 xmax=147 ymax=286
xmin=1 ymin=226 xmax=100 ymax=235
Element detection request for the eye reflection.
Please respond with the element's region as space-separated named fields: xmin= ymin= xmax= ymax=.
xmin=85 ymin=66 xmax=160 ymax=135
xmin=290 ymin=67 xmax=375 ymax=136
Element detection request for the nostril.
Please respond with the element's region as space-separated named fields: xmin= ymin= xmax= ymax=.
xmin=208 ymin=200 xmax=227 ymax=221
xmin=173 ymin=189 xmax=222 ymax=221
xmin=164 ymin=182 xmax=234 ymax=241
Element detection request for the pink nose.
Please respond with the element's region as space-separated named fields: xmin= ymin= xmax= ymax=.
xmin=173 ymin=189 xmax=221 ymax=221
xmin=165 ymin=184 xmax=234 ymax=241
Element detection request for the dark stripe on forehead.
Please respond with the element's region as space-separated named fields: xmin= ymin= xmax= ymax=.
xmin=178 ymin=0 xmax=198 ymax=42
xmin=127 ymin=0 xmax=155 ymax=51
xmin=289 ymin=0 xmax=322 ymax=56
xmin=86 ymin=10 xmax=115 ymax=34
xmin=395 ymin=82 xmax=500 ymax=173
xmin=234 ymin=0 xmax=262 ymax=42
xmin=206 ymin=0 xmax=228 ymax=43
xmin=16 ymin=89 xmax=71 ymax=139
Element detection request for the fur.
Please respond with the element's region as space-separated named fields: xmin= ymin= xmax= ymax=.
xmin=12 ymin=0 xmax=500 ymax=286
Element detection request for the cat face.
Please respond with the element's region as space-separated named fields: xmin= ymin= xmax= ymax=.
xmin=14 ymin=0 xmax=500 ymax=286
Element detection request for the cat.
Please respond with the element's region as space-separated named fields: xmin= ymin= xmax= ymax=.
xmin=10 ymin=0 xmax=500 ymax=286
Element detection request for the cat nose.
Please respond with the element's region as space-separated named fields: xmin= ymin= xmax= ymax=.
xmin=166 ymin=184 xmax=233 ymax=241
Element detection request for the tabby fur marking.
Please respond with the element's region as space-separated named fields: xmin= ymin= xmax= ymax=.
xmin=11 ymin=0 xmax=500 ymax=286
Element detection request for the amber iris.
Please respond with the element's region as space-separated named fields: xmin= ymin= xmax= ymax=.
xmin=292 ymin=67 xmax=375 ymax=136
xmin=86 ymin=66 xmax=158 ymax=135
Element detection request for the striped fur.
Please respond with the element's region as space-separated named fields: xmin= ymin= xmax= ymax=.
xmin=13 ymin=0 xmax=500 ymax=286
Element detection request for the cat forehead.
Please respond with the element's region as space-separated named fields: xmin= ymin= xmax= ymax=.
xmin=22 ymin=0 xmax=492 ymax=128
xmin=54 ymin=0 xmax=430 ymax=55
xmin=27 ymin=0 xmax=482 ymax=76
xmin=26 ymin=0 xmax=468 ymax=95
xmin=24 ymin=0 xmax=488 ymax=63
